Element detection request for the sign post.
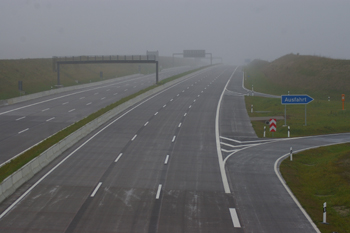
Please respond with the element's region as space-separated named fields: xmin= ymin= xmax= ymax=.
xmin=281 ymin=94 xmax=314 ymax=126
xmin=342 ymin=94 xmax=345 ymax=110
xmin=323 ymin=202 xmax=327 ymax=224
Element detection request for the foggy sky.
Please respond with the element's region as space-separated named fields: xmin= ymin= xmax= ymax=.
xmin=1 ymin=0 xmax=350 ymax=64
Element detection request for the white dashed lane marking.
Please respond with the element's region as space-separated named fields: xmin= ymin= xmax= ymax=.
xmin=18 ymin=128 xmax=29 ymax=134
xmin=46 ymin=117 xmax=55 ymax=122
xmin=90 ymin=182 xmax=102 ymax=197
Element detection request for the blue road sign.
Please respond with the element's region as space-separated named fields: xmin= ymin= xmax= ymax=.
xmin=281 ymin=95 xmax=314 ymax=105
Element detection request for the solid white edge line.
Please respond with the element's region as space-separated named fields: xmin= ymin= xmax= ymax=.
xmin=172 ymin=136 xmax=176 ymax=142
xmin=0 ymin=67 xmax=210 ymax=220
xmin=46 ymin=117 xmax=55 ymax=122
xmin=242 ymin=71 xmax=250 ymax=92
xmin=115 ymin=153 xmax=123 ymax=163
xmin=18 ymin=128 xmax=29 ymax=134
xmin=229 ymin=208 xmax=241 ymax=228
xmin=90 ymin=182 xmax=102 ymax=197
xmin=156 ymin=184 xmax=162 ymax=199
xmin=164 ymin=155 xmax=169 ymax=164
xmin=215 ymin=67 xmax=237 ymax=194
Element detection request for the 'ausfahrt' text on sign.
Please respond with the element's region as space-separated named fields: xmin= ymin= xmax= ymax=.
xmin=281 ymin=95 xmax=314 ymax=105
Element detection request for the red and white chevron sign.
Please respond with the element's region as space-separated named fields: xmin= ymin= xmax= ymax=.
xmin=269 ymin=119 xmax=277 ymax=132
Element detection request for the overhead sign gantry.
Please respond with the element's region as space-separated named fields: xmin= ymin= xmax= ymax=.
xmin=172 ymin=50 xmax=213 ymax=66
xmin=52 ymin=55 xmax=158 ymax=86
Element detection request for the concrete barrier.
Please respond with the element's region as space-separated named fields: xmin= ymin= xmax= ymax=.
xmin=0 ymin=74 xmax=142 ymax=107
xmin=0 ymin=67 xmax=209 ymax=203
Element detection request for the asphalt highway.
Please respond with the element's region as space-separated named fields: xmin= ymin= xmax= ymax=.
xmin=0 ymin=65 xmax=349 ymax=232
xmin=0 ymin=66 xmax=238 ymax=232
xmin=0 ymin=66 xmax=195 ymax=165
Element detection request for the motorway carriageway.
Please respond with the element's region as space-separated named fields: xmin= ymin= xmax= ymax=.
xmin=0 ymin=65 xmax=242 ymax=232
xmin=0 ymin=66 xmax=195 ymax=166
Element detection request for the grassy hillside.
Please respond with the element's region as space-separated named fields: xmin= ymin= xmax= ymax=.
xmin=245 ymin=54 xmax=350 ymax=100
xmin=244 ymin=54 xmax=350 ymax=138
xmin=0 ymin=56 xmax=200 ymax=100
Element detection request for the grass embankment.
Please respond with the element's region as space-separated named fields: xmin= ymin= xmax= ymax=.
xmin=245 ymin=54 xmax=350 ymax=100
xmin=0 ymin=56 xmax=201 ymax=100
xmin=244 ymin=54 xmax=350 ymax=138
xmin=281 ymin=144 xmax=350 ymax=232
xmin=0 ymin=66 xmax=207 ymax=183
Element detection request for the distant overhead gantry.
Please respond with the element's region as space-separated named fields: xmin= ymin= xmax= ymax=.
xmin=52 ymin=55 xmax=159 ymax=86
xmin=172 ymin=50 xmax=213 ymax=66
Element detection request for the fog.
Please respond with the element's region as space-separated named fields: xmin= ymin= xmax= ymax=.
xmin=1 ymin=0 xmax=350 ymax=64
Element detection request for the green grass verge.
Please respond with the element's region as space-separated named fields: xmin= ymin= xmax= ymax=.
xmin=0 ymin=66 xmax=207 ymax=183
xmin=280 ymin=144 xmax=350 ymax=232
xmin=245 ymin=96 xmax=350 ymax=138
